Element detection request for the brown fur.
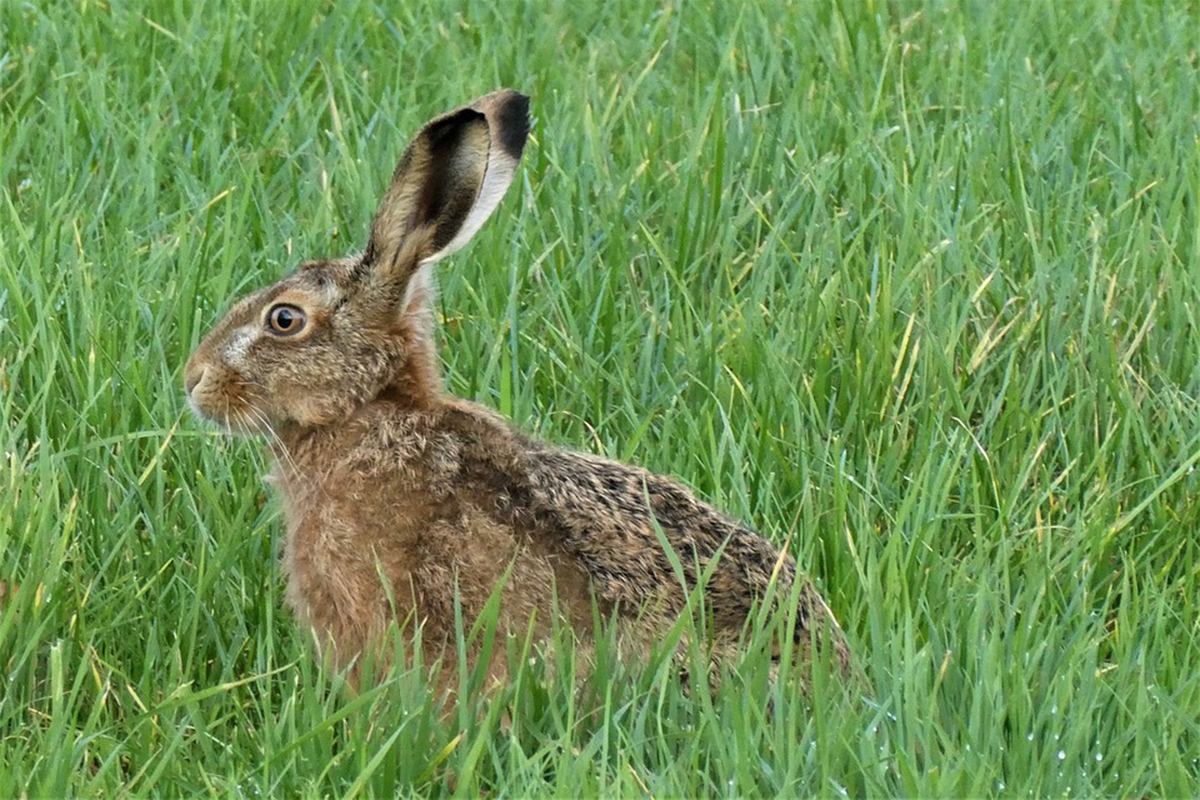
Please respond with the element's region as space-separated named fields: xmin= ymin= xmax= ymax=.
xmin=185 ymin=90 xmax=850 ymax=691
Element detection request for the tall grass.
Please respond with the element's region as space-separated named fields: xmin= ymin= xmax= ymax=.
xmin=1 ymin=0 xmax=1198 ymax=796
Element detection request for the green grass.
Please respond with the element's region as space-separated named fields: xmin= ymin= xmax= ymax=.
xmin=2 ymin=0 xmax=1199 ymax=796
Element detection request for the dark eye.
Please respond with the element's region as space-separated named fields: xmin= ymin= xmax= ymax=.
xmin=267 ymin=304 xmax=307 ymax=336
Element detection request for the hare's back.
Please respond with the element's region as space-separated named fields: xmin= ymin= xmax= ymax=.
xmin=524 ymin=447 xmax=794 ymax=632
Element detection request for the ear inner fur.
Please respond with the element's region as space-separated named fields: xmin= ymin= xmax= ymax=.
xmin=361 ymin=91 xmax=531 ymax=308
xmin=423 ymin=91 xmax=530 ymax=263
xmin=363 ymin=109 xmax=488 ymax=280
xmin=415 ymin=112 xmax=490 ymax=258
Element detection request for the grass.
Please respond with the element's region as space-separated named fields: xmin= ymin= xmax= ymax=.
xmin=2 ymin=0 xmax=1199 ymax=796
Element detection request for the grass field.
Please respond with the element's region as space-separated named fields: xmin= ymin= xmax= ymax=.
xmin=2 ymin=0 xmax=1199 ymax=796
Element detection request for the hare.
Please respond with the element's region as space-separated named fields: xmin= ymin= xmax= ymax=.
xmin=185 ymin=90 xmax=850 ymax=690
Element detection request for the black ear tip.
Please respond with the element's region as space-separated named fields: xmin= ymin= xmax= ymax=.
xmin=494 ymin=91 xmax=531 ymax=160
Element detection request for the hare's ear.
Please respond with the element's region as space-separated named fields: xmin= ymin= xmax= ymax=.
xmin=362 ymin=90 xmax=530 ymax=289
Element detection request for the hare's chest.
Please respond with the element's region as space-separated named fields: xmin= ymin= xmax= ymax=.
xmin=274 ymin=460 xmax=416 ymax=650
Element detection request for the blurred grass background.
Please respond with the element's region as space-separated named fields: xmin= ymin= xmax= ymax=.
xmin=1 ymin=0 xmax=1198 ymax=796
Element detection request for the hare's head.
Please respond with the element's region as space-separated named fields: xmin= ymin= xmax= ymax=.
xmin=184 ymin=90 xmax=529 ymax=432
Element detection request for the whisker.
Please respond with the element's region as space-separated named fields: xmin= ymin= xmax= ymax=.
xmin=252 ymin=407 xmax=302 ymax=480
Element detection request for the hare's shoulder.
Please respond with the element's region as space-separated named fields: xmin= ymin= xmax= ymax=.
xmin=312 ymin=400 xmax=534 ymax=512
xmin=321 ymin=402 xmax=468 ymax=482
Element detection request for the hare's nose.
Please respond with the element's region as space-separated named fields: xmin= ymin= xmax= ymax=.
xmin=185 ymin=365 xmax=207 ymax=395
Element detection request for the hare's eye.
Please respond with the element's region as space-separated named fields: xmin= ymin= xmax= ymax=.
xmin=268 ymin=304 xmax=307 ymax=336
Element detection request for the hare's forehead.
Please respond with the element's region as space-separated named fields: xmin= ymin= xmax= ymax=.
xmin=278 ymin=269 xmax=346 ymax=307
xmin=298 ymin=257 xmax=359 ymax=289
xmin=231 ymin=267 xmax=348 ymax=316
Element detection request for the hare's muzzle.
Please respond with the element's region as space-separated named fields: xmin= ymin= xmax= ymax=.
xmin=185 ymin=358 xmax=235 ymax=422
xmin=185 ymin=364 xmax=206 ymax=395
xmin=184 ymin=360 xmax=218 ymax=420
xmin=182 ymin=352 xmax=267 ymax=435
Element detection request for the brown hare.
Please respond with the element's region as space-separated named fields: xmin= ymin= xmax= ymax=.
xmin=185 ymin=90 xmax=850 ymax=690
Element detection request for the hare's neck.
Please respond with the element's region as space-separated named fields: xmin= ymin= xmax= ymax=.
xmin=266 ymin=425 xmax=325 ymax=504
xmin=379 ymin=333 xmax=444 ymax=408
